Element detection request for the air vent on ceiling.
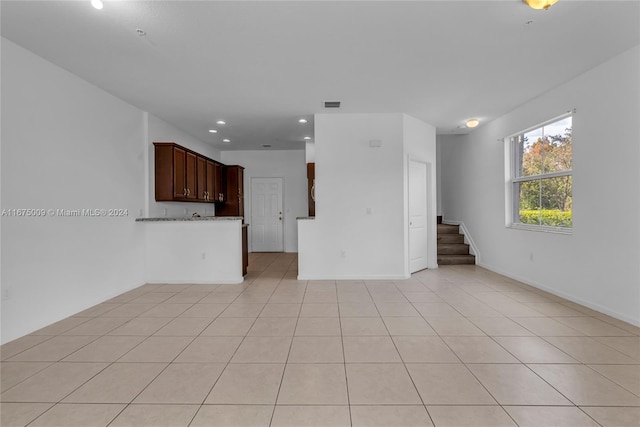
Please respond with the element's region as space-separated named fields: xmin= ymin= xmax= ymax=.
xmin=323 ymin=101 xmax=341 ymax=109
xmin=262 ymin=144 xmax=271 ymax=148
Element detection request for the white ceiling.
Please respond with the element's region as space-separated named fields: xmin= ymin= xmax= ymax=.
xmin=2 ymin=1 xmax=639 ymax=151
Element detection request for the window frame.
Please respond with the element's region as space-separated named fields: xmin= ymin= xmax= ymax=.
xmin=506 ymin=112 xmax=573 ymax=234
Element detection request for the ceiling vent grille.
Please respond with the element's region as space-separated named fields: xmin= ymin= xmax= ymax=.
xmin=323 ymin=101 xmax=341 ymax=109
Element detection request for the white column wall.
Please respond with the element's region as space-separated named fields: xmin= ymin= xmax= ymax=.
xmin=299 ymin=113 xmax=433 ymax=280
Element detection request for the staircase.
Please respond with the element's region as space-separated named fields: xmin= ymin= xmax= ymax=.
xmin=437 ymin=217 xmax=476 ymax=265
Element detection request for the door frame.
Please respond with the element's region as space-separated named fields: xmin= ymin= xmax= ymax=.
xmin=250 ymin=176 xmax=285 ymax=253
xmin=407 ymin=157 xmax=437 ymax=274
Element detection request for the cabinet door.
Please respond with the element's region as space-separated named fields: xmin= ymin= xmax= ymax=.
xmin=206 ymin=160 xmax=216 ymax=202
xmin=185 ymin=151 xmax=197 ymax=200
xmin=196 ymin=156 xmax=207 ymax=201
xmin=173 ymin=147 xmax=186 ymax=199
xmin=214 ymin=162 xmax=225 ymax=202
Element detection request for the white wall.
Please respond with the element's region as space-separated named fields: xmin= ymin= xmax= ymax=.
xmin=305 ymin=142 xmax=316 ymax=163
xmin=439 ymin=45 xmax=640 ymax=325
xmin=221 ymin=150 xmax=307 ymax=252
xmin=299 ymin=113 xmax=412 ymax=279
xmin=147 ymin=114 xmax=221 ymax=218
xmin=1 ymin=39 xmax=147 ymax=343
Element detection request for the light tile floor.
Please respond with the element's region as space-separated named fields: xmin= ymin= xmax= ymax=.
xmin=2 ymin=252 xmax=639 ymax=426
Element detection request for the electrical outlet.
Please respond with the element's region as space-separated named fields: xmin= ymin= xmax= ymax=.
xmin=529 ymin=252 xmax=534 ymax=262
xmin=1 ymin=288 xmax=11 ymax=301
xmin=201 ymin=252 xmax=206 ymax=260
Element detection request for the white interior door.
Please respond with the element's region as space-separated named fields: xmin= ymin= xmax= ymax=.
xmin=409 ymin=159 xmax=428 ymax=273
xmin=251 ymin=177 xmax=284 ymax=252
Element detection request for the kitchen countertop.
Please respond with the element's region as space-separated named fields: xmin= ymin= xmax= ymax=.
xmin=136 ymin=216 xmax=243 ymax=222
xmin=296 ymin=217 xmax=316 ymax=220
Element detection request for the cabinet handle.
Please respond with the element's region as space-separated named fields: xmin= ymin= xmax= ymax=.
xmin=187 ymin=188 xmax=190 ymax=196
xmin=184 ymin=188 xmax=187 ymax=197
xmin=311 ymin=179 xmax=315 ymax=202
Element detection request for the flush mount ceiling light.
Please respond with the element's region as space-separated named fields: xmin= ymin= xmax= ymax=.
xmin=216 ymin=120 xmax=226 ymax=125
xmin=466 ymin=119 xmax=480 ymax=128
xmin=208 ymin=129 xmax=217 ymax=133
xmin=303 ymin=136 xmax=312 ymax=140
xmin=298 ymin=118 xmax=308 ymax=124
xmin=523 ymin=0 xmax=559 ymax=10
xmin=91 ymin=0 xmax=103 ymax=10
xmin=222 ymin=139 xmax=231 ymax=143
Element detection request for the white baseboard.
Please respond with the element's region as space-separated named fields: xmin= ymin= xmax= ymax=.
xmin=145 ymin=277 xmax=245 ymax=285
xmin=478 ymin=261 xmax=640 ymax=327
xmin=297 ymin=274 xmax=411 ymax=281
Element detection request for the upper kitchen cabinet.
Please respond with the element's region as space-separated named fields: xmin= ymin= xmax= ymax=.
xmin=214 ymin=162 xmax=225 ymax=203
xmin=154 ymin=142 xmax=221 ymax=203
xmin=197 ymin=156 xmax=220 ymax=202
xmin=216 ymin=165 xmax=244 ymax=217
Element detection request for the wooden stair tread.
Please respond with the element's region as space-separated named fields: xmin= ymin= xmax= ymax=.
xmin=437 ymin=220 xmax=475 ymax=265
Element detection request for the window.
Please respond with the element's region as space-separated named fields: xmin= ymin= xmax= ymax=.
xmin=509 ymin=114 xmax=572 ymax=231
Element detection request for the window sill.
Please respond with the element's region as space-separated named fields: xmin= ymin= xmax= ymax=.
xmin=507 ymin=223 xmax=572 ymax=235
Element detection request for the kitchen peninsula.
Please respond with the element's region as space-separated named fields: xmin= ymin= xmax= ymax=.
xmin=137 ymin=216 xmax=248 ymax=284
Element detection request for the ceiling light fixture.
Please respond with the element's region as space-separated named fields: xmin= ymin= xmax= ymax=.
xmin=298 ymin=119 xmax=308 ymax=124
xmin=216 ymin=120 xmax=226 ymax=125
xmin=303 ymin=136 xmax=311 ymax=140
xmin=91 ymin=0 xmax=103 ymax=10
xmin=523 ymin=0 xmax=559 ymax=10
xmin=466 ymin=119 xmax=480 ymax=128
xmin=208 ymin=129 xmax=217 ymax=133
xmin=222 ymin=139 xmax=231 ymax=143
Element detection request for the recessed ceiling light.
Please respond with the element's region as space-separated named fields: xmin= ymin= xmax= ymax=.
xmin=216 ymin=120 xmax=226 ymax=125
xmin=466 ymin=119 xmax=480 ymax=128
xmin=91 ymin=0 xmax=103 ymax=10
xmin=222 ymin=139 xmax=231 ymax=143
xmin=136 ymin=29 xmax=147 ymax=37
xmin=303 ymin=136 xmax=312 ymax=140
xmin=208 ymin=129 xmax=217 ymax=133
xmin=298 ymin=119 xmax=308 ymax=124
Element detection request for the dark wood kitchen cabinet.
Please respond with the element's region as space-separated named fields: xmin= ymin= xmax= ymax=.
xmin=154 ymin=142 xmax=225 ymax=203
xmin=216 ymin=165 xmax=244 ymax=217
xmin=213 ymin=162 xmax=225 ymax=203
xmin=242 ymin=224 xmax=249 ymax=275
xmin=197 ymin=156 xmax=219 ymax=202
xmin=307 ymin=162 xmax=315 ymax=217
xmin=155 ymin=143 xmax=195 ymax=201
